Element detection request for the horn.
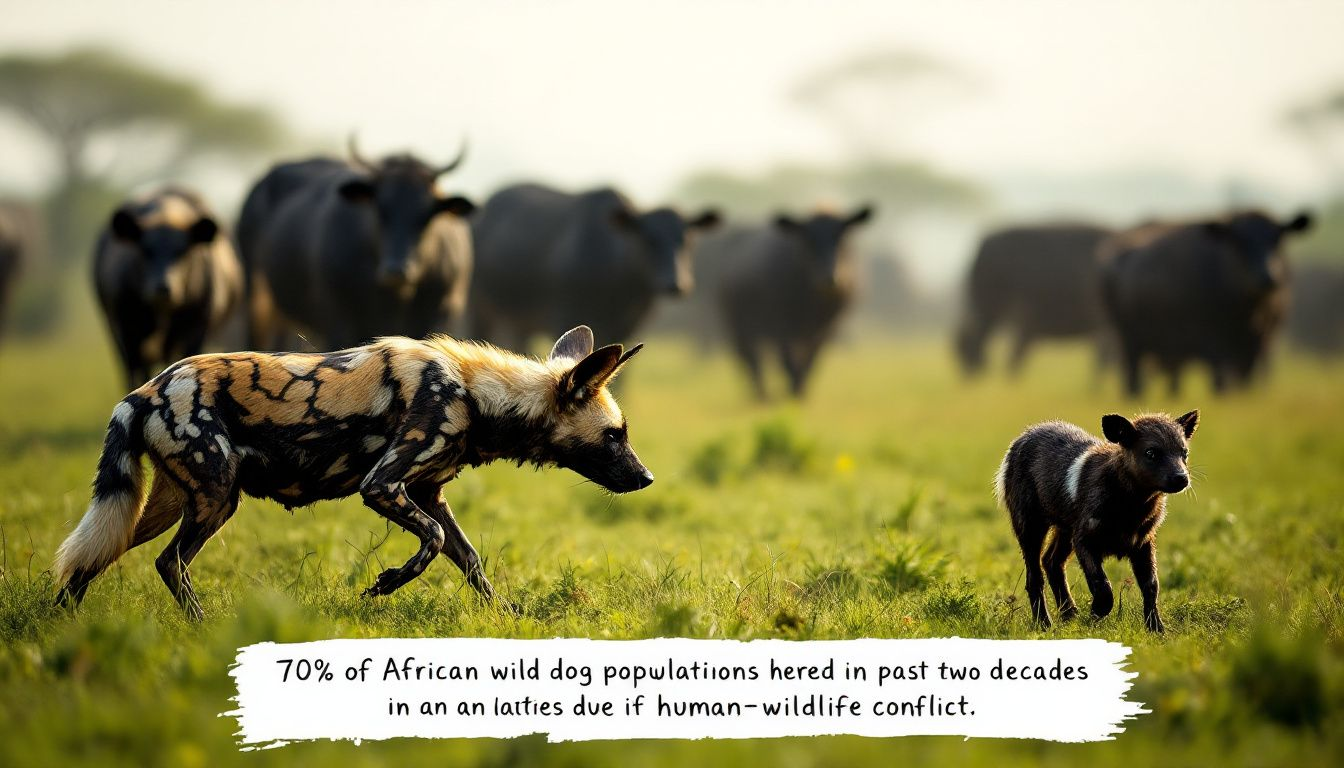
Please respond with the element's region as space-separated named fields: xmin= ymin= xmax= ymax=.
xmin=435 ymin=139 xmax=468 ymax=176
xmin=347 ymin=133 xmax=375 ymax=173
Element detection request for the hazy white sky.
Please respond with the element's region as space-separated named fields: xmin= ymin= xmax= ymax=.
xmin=3 ymin=0 xmax=1342 ymax=197
xmin=2 ymin=0 xmax=1342 ymax=287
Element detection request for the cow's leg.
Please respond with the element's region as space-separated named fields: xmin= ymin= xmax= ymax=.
xmin=408 ymin=482 xmax=494 ymax=600
xmin=730 ymin=330 xmax=767 ymax=400
xmin=1007 ymin=330 xmax=1033 ymax=376
xmin=1121 ymin=342 xmax=1143 ymax=397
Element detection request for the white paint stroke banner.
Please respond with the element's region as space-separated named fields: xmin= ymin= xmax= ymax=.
xmin=227 ymin=638 xmax=1145 ymax=747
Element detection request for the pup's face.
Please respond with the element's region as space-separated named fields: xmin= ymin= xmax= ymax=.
xmin=1103 ymin=410 xmax=1199 ymax=494
xmin=547 ymin=326 xmax=653 ymax=494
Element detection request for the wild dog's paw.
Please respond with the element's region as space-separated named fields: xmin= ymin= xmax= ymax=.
xmin=362 ymin=567 xmax=405 ymax=598
xmin=1059 ymin=603 xmax=1080 ymax=621
xmin=1145 ymin=611 xmax=1166 ymax=634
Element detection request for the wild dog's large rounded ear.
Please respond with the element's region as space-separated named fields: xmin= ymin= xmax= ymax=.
xmin=550 ymin=325 xmax=595 ymax=362
xmin=559 ymin=344 xmax=623 ymax=403
xmin=610 ymin=343 xmax=644 ymax=379
xmin=1102 ymin=414 xmax=1136 ymax=445
xmin=111 ymin=209 xmax=142 ymax=242
xmin=1176 ymin=409 xmax=1200 ymax=439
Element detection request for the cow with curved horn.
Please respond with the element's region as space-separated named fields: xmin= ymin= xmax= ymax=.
xmin=238 ymin=137 xmax=476 ymax=350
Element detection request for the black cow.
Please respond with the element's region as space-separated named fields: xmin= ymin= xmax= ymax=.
xmin=0 ymin=204 xmax=28 ymax=340
xmin=956 ymin=223 xmax=1113 ymax=376
xmin=468 ymin=183 xmax=719 ymax=351
xmin=708 ymin=206 xmax=874 ymax=399
xmin=240 ymin=139 xmax=475 ymax=350
xmin=94 ymin=188 xmax=244 ymax=387
xmin=1101 ymin=210 xmax=1312 ymax=395
xmin=1287 ymin=262 xmax=1344 ymax=357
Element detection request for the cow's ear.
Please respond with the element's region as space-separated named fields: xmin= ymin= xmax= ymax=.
xmin=339 ymin=178 xmax=375 ymax=203
xmin=549 ymin=325 xmax=594 ymax=362
xmin=847 ymin=205 xmax=874 ymax=226
xmin=1202 ymin=221 xmax=1233 ymax=241
xmin=1283 ymin=211 xmax=1313 ymax=234
xmin=611 ymin=207 xmax=640 ymax=231
xmin=687 ymin=209 xmax=721 ymax=230
xmin=436 ymin=195 xmax=475 ymax=217
xmin=1102 ymin=414 xmax=1136 ymax=446
xmin=111 ymin=209 xmax=142 ymax=242
xmin=1175 ymin=409 xmax=1199 ymax=439
xmin=773 ymin=214 xmax=800 ymax=231
xmin=188 ymin=217 xmax=218 ymax=244
xmin=558 ymin=344 xmax=623 ymax=403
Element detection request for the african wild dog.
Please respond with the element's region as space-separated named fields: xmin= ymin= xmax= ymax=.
xmin=54 ymin=325 xmax=652 ymax=619
xmin=995 ymin=410 xmax=1199 ymax=632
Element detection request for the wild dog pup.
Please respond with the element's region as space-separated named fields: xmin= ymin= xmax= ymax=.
xmin=995 ymin=410 xmax=1199 ymax=632
xmin=54 ymin=326 xmax=652 ymax=619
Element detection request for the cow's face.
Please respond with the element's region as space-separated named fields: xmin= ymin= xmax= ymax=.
xmin=339 ymin=157 xmax=473 ymax=294
xmin=110 ymin=209 xmax=217 ymax=309
xmin=1207 ymin=211 xmax=1311 ymax=298
xmin=773 ymin=206 xmax=874 ymax=292
xmin=614 ymin=207 xmax=720 ymax=296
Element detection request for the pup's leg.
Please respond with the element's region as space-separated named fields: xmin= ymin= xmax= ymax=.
xmin=1072 ymin=534 xmax=1113 ymax=621
xmin=408 ymin=482 xmax=494 ymax=600
xmin=1043 ymin=529 xmax=1078 ymax=620
xmin=1129 ymin=540 xmax=1164 ymax=633
xmin=1007 ymin=487 xmax=1051 ymax=627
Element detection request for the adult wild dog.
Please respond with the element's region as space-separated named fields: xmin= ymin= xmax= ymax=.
xmin=54 ymin=326 xmax=652 ymax=619
xmin=995 ymin=410 xmax=1199 ymax=633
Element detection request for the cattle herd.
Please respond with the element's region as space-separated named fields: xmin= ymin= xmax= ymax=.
xmin=0 ymin=140 xmax=1340 ymax=397
xmin=957 ymin=210 xmax=1333 ymax=394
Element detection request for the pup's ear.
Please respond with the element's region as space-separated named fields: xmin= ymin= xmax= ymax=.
xmin=1175 ymin=409 xmax=1199 ymax=439
xmin=1102 ymin=414 xmax=1136 ymax=445
xmin=549 ymin=325 xmax=594 ymax=362
xmin=559 ymin=344 xmax=624 ymax=403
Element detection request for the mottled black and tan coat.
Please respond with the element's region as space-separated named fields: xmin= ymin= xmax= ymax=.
xmin=995 ymin=410 xmax=1199 ymax=632
xmin=54 ymin=326 xmax=651 ymax=618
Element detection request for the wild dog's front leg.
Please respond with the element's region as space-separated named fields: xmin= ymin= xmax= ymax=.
xmin=408 ymin=482 xmax=494 ymax=600
xmin=1071 ymin=533 xmax=1113 ymax=620
xmin=1130 ymin=539 xmax=1164 ymax=633
xmin=358 ymin=472 xmax=446 ymax=598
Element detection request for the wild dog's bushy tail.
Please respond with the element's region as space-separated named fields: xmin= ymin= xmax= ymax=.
xmin=54 ymin=398 xmax=148 ymax=597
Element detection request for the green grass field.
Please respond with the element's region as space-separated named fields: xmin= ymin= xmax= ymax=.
xmin=2 ymin=318 xmax=1343 ymax=767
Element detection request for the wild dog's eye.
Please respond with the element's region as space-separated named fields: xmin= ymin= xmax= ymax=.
xmin=603 ymin=428 xmax=623 ymax=444
xmin=1144 ymin=448 xmax=1158 ymax=460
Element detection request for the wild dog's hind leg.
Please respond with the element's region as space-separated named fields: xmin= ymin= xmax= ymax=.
xmin=408 ymin=482 xmax=494 ymax=600
xmin=154 ymin=472 xmax=240 ymax=621
xmin=129 ymin=472 xmax=187 ymax=550
xmin=1043 ymin=530 xmax=1078 ymax=620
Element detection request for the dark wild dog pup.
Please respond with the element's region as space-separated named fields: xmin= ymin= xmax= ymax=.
xmin=995 ymin=410 xmax=1199 ymax=632
xmin=54 ymin=325 xmax=652 ymax=619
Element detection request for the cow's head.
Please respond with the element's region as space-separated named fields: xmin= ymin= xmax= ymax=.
xmin=1204 ymin=210 xmax=1312 ymax=298
xmin=339 ymin=137 xmax=475 ymax=294
xmin=110 ymin=201 xmax=218 ymax=310
xmin=612 ymin=205 xmax=720 ymax=296
xmin=772 ymin=205 xmax=875 ymax=292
